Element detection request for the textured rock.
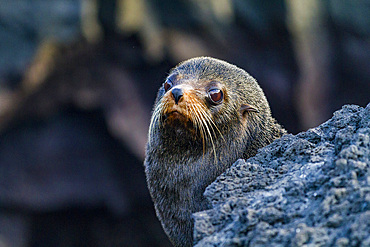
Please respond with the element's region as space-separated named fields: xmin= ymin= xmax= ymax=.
xmin=193 ymin=103 xmax=370 ymax=246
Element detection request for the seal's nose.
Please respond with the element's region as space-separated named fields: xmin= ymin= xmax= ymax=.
xmin=171 ymin=88 xmax=183 ymax=104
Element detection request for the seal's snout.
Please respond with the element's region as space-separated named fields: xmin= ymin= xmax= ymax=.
xmin=171 ymin=88 xmax=183 ymax=104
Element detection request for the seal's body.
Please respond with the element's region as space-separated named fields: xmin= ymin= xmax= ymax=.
xmin=144 ymin=57 xmax=286 ymax=246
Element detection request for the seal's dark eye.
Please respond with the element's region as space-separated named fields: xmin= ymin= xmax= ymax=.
xmin=164 ymin=79 xmax=173 ymax=92
xmin=208 ymin=88 xmax=223 ymax=104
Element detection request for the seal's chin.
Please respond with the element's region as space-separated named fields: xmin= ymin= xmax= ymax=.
xmin=166 ymin=110 xmax=182 ymax=119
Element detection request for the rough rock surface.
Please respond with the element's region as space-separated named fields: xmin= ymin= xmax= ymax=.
xmin=193 ymin=104 xmax=370 ymax=246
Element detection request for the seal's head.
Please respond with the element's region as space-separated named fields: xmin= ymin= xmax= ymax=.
xmin=148 ymin=57 xmax=282 ymax=160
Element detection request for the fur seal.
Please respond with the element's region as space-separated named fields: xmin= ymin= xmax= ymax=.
xmin=144 ymin=57 xmax=286 ymax=246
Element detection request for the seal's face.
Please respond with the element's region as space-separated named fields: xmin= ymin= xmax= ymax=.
xmin=161 ymin=73 xmax=225 ymax=129
xmin=148 ymin=57 xmax=261 ymax=155
xmin=149 ymin=71 xmax=228 ymax=148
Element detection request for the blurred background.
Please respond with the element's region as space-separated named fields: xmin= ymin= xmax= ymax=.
xmin=0 ymin=0 xmax=368 ymax=246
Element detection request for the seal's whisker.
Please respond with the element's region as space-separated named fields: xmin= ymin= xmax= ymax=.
xmin=195 ymin=112 xmax=208 ymax=159
xmin=148 ymin=107 xmax=161 ymax=141
xmin=189 ymin=101 xmax=206 ymax=157
xmin=200 ymin=109 xmax=225 ymax=143
xmin=189 ymin=103 xmax=200 ymax=137
xmin=194 ymin=105 xmax=221 ymax=162
xmin=192 ymin=102 xmax=217 ymax=161
xmin=195 ymin=104 xmax=217 ymax=139
xmin=149 ymin=101 xmax=167 ymax=141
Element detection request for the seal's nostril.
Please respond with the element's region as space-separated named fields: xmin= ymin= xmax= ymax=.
xmin=171 ymin=88 xmax=183 ymax=104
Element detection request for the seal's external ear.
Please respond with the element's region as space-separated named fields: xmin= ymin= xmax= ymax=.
xmin=240 ymin=103 xmax=259 ymax=117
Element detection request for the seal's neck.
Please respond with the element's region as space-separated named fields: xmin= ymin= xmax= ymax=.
xmin=145 ymin=149 xmax=217 ymax=246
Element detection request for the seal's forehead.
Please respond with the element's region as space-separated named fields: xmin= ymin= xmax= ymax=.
xmin=171 ymin=57 xmax=235 ymax=81
xmin=174 ymin=57 xmax=225 ymax=72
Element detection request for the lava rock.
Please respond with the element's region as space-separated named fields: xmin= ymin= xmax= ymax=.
xmin=193 ymin=103 xmax=370 ymax=246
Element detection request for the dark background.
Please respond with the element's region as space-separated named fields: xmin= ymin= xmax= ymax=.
xmin=0 ymin=0 xmax=369 ymax=246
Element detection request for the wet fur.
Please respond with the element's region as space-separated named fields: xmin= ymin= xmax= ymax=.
xmin=144 ymin=57 xmax=286 ymax=246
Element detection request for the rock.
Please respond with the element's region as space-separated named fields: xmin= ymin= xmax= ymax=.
xmin=193 ymin=103 xmax=370 ymax=246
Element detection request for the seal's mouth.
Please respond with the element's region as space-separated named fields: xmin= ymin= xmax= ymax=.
xmin=166 ymin=110 xmax=185 ymax=118
xmin=164 ymin=109 xmax=188 ymax=124
xmin=153 ymin=87 xmax=212 ymax=138
xmin=163 ymin=103 xmax=186 ymax=118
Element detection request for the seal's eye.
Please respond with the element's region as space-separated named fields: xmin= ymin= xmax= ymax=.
xmin=208 ymin=88 xmax=223 ymax=104
xmin=164 ymin=79 xmax=173 ymax=92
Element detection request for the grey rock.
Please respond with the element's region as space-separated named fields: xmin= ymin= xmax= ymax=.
xmin=194 ymin=103 xmax=370 ymax=246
